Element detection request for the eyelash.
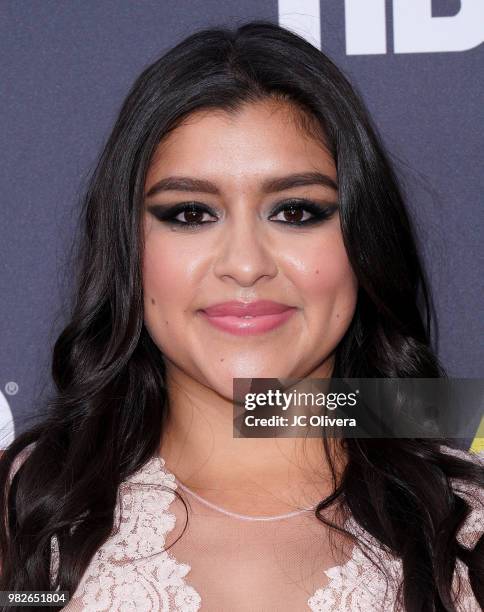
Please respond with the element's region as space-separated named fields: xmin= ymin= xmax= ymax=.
xmin=148 ymin=199 xmax=338 ymax=229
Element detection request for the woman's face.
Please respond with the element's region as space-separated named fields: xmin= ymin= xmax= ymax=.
xmin=142 ymin=99 xmax=358 ymax=400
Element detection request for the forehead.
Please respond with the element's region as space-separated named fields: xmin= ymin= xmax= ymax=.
xmin=146 ymin=100 xmax=336 ymax=189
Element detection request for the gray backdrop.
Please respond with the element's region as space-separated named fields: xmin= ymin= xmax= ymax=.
xmin=1 ymin=1 xmax=483 ymax=448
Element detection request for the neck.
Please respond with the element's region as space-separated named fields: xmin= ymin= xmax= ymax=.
xmin=159 ymin=361 xmax=347 ymax=516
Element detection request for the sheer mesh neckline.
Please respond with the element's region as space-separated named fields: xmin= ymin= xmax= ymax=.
xmin=174 ymin=475 xmax=317 ymax=521
xmin=120 ymin=454 xmax=386 ymax=607
xmin=50 ymin=447 xmax=483 ymax=611
xmin=143 ymin=454 xmax=390 ymax=591
xmin=151 ymin=453 xmax=357 ymax=530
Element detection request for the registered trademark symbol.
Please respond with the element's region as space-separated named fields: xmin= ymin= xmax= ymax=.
xmin=5 ymin=381 xmax=19 ymax=395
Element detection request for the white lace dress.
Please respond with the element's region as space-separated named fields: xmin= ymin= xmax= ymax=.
xmin=43 ymin=446 xmax=483 ymax=612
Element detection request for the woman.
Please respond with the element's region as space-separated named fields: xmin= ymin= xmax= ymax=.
xmin=1 ymin=20 xmax=482 ymax=612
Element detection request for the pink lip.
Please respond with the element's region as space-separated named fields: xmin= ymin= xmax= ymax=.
xmin=199 ymin=300 xmax=297 ymax=336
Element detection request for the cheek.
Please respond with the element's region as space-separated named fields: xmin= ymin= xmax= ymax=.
xmin=141 ymin=231 xmax=195 ymax=340
xmin=143 ymin=242 xmax=181 ymax=300
xmin=290 ymin=231 xmax=358 ymax=326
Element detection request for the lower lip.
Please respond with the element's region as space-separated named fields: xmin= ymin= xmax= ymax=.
xmin=199 ymin=308 xmax=297 ymax=336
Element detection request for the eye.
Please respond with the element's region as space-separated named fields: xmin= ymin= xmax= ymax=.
xmin=147 ymin=202 xmax=218 ymax=228
xmin=269 ymin=199 xmax=338 ymax=226
xmin=172 ymin=205 xmax=216 ymax=225
xmin=271 ymin=205 xmax=312 ymax=224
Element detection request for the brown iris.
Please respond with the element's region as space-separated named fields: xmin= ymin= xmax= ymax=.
xmin=183 ymin=209 xmax=204 ymax=223
xmin=282 ymin=206 xmax=304 ymax=223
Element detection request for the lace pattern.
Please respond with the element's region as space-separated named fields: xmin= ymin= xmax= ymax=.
xmin=308 ymin=446 xmax=483 ymax=612
xmin=50 ymin=447 xmax=482 ymax=612
xmin=8 ymin=444 xmax=472 ymax=611
xmin=54 ymin=458 xmax=201 ymax=611
xmin=307 ymin=541 xmax=403 ymax=612
xmin=307 ymin=511 xmax=481 ymax=612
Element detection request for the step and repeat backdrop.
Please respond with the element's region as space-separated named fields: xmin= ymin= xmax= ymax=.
xmin=1 ymin=1 xmax=483 ymax=450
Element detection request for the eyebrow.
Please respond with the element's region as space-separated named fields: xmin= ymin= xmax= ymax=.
xmin=144 ymin=171 xmax=338 ymax=198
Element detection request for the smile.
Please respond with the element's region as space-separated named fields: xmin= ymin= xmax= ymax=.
xmin=198 ymin=308 xmax=297 ymax=336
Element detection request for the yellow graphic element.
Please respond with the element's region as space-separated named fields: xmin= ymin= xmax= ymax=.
xmin=470 ymin=416 xmax=484 ymax=453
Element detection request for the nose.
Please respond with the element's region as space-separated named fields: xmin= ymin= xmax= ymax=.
xmin=213 ymin=215 xmax=278 ymax=287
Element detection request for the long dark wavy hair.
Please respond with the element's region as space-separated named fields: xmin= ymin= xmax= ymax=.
xmin=1 ymin=21 xmax=482 ymax=612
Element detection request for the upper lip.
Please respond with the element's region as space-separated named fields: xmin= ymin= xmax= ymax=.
xmin=201 ymin=300 xmax=295 ymax=317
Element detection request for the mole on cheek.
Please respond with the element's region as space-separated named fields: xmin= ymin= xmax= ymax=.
xmin=315 ymin=269 xmax=319 ymax=275
xmin=151 ymin=298 xmax=156 ymax=305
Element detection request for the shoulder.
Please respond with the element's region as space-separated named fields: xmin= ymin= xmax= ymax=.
xmin=50 ymin=453 xmax=177 ymax=588
xmin=439 ymin=443 xmax=484 ymax=466
xmin=439 ymin=443 xmax=483 ymax=500
xmin=438 ymin=447 xmax=484 ymax=611
xmin=121 ymin=454 xmax=177 ymax=489
xmin=439 ymin=445 xmax=484 ymax=549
